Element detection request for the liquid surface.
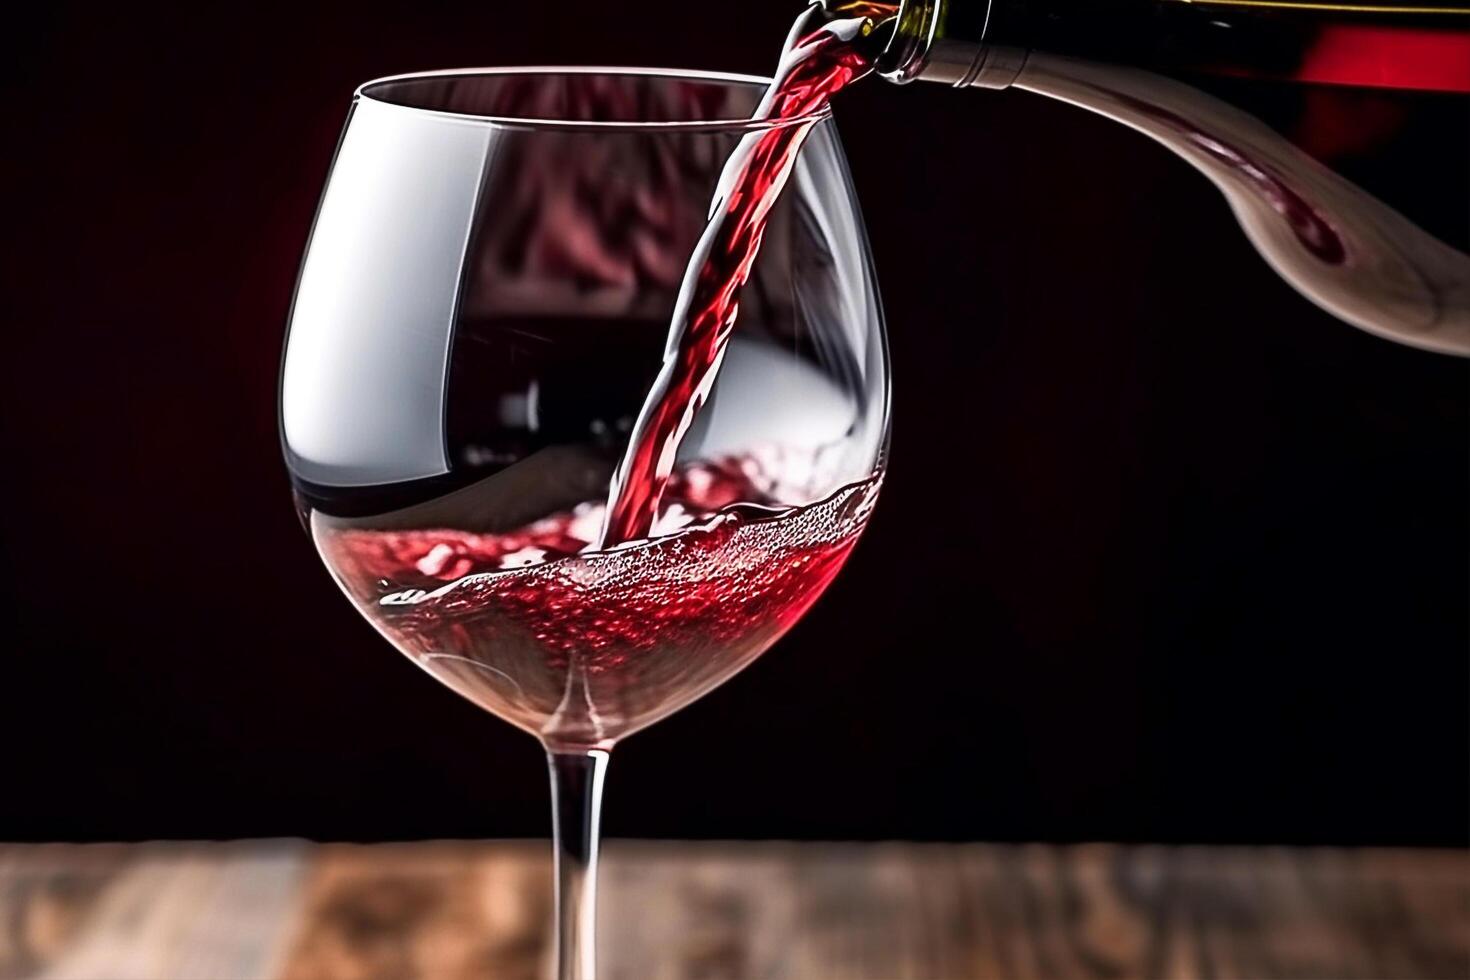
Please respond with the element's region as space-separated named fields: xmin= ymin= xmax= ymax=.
xmin=316 ymin=464 xmax=880 ymax=747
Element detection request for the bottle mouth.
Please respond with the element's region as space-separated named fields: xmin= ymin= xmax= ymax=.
xmin=867 ymin=0 xmax=942 ymax=81
xmin=860 ymin=0 xmax=1025 ymax=90
xmin=810 ymin=1 xmax=922 ymax=79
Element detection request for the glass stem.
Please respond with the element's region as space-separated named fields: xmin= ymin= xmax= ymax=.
xmin=547 ymin=747 xmax=609 ymax=980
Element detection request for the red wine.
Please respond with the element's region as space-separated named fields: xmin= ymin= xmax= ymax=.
xmin=315 ymin=461 xmax=880 ymax=747
xmin=598 ymin=5 xmax=890 ymax=546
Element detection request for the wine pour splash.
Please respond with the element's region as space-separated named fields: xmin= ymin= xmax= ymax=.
xmin=597 ymin=3 xmax=895 ymax=547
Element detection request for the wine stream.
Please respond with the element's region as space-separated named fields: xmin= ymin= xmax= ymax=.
xmin=597 ymin=3 xmax=894 ymax=547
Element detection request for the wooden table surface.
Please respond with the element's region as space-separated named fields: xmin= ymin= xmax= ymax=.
xmin=1 ymin=841 xmax=1465 ymax=980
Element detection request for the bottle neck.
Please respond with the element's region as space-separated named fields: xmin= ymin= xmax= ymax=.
xmin=876 ymin=0 xmax=1022 ymax=87
xmin=877 ymin=0 xmax=1470 ymax=92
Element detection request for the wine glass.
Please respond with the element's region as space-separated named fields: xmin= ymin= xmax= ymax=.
xmin=279 ymin=67 xmax=889 ymax=978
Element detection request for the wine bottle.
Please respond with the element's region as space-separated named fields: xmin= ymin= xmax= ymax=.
xmin=876 ymin=0 xmax=1470 ymax=92
xmin=846 ymin=0 xmax=1470 ymax=354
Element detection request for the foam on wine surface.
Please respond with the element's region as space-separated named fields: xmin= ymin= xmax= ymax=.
xmin=316 ymin=464 xmax=880 ymax=748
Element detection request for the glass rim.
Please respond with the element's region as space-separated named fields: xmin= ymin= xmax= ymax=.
xmin=355 ymin=66 xmax=833 ymax=133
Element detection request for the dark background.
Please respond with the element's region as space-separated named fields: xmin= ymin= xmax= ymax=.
xmin=3 ymin=3 xmax=1466 ymax=846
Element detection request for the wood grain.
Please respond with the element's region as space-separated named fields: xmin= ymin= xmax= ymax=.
xmin=1 ymin=841 xmax=1465 ymax=979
